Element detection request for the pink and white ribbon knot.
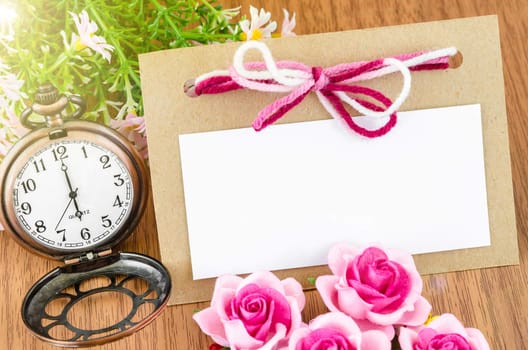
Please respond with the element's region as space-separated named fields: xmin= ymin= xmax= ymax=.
xmin=186 ymin=41 xmax=457 ymax=138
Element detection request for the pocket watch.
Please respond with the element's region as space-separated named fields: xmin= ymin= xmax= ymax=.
xmin=0 ymin=83 xmax=171 ymax=347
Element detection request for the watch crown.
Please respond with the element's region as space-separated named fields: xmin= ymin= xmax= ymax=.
xmin=20 ymin=83 xmax=86 ymax=130
xmin=35 ymin=82 xmax=60 ymax=105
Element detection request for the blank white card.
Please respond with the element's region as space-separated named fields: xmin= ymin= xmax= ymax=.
xmin=179 ymin=104 xmax=490 ymax=280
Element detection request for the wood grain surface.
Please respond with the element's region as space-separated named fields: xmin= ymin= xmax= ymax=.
xmin=1 ymin=0 xmax=527 ymax=348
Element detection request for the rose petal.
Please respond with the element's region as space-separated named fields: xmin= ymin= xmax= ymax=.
xmin=233 ymin=284 xmax=262 ymax=314
xmin=259 ymin=323 xmax=288 ymax=350
xmin=384 ymin=246 xmax=418 ymax=270
xmin=397 ymin=326 xmax=418 ymax=350
xmin=466 ymin=328 xmax=491 ymax=350
xmin=315 ymin=275 xmax=341 ymax=312
xmin=282 ymin=277 xmax=306 ymax=310
xmin=348 ymin=279 xmax=404 ymax=313
xmin=362 ymin=263 xmax=394 ymax=294
xmin=395 ymin=296 xmax=431 ymax=326
xmin=364 ymin=303 xmax=407 ymax=326
xmin=336 ymin=285 xmax=371 ymax=320
xmin=193 ymin=307 xmax=228 ymax=346
xmin=328 ymin=243 xmax=364 ymax=277
xmin=359 ymin=246 xmax=423 ymax=301
xmin=254 ymin=297 xmax=275 ymax=340
xmin=238 ymin=271 xmax=285 ymax=294
xmin=416 ymin=328 xmax=438 ymax=346
xmin=429 ymin=333 xmax=471 ymax=350
xmin=355 ymin=319 xmax=395 ymax=340
xmin=402 ymin=268 xmax=424 ymax=305
xmin=361 ymin=330 xmax=392 ymax=350
xmin=309 ymin=312 xmax=361 ymax=337
xmin=286 ymin=296 xmax=304 ymax=337
xmin=298 ymin=328 xmax=353 ymax=349
xmin=224 ymin=319 xmax=264 ymax=349
xmin=356 ymin=247 xmax=388 ymax=269
xmin=215 ymin=287 xmax=237 ymax=320
xmin=266 ymin=289 xmax=293 ymax=331
xmin=287 ymin=327 xmax=311 ymax=350
xmin=380 ymin=262 xmax=411 ymax=299
xmin=239 ymin=296 xmax=267 ymax=325
xmin=427 ymin=313 xmax=469 ymax=336
xmin=212 ymin=275 xmax=243 ymax=304
xmin=348 ymin=280 xmax=387 ymax=301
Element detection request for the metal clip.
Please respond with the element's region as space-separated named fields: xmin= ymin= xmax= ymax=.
xmin=20 ymin=82 xmax=86 ymax=131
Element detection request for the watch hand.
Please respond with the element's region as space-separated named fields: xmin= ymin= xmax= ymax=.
xmin=54 ymin=188 xmax=78 ymax=231
xmin=73 ymin=200 xmax=83 ymax=221
xmin=60 ymin=159 xmax=77 ymax=194
xmin=60 ymin=160 xmax=83 ymax=221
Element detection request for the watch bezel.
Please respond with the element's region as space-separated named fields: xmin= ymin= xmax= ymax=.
xmin=0 ymin=121 xmax=148 ymax=260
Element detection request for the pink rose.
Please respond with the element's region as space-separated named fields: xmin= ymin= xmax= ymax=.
xmin=193 ymin=271 xmax=305 ymax=350
xmin=398 ymin=314 xmax=490 ymax=350
xmin=316 ymin=244 xmax=431 ymax=333
xmin=283 ymin=312 xmax=391 ymax=350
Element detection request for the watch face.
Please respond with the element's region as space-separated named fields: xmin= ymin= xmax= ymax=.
xmin=12 ymin=139 xmax=134 ymax=250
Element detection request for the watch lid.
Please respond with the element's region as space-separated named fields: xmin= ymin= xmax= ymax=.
xmin=21 ymin=252 xmax=171 ymax=347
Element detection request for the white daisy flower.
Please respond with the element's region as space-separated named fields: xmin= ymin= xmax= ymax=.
xmin=0 ymin=59 xmax=9 ymax=73
xmin=0 ymin=74 xmax=27 ymax=158
xmin=70 ymin=10 xmax=114 ymax=63
xmin=0 ymin=73 xmax=23 ymax=105
xmin=239 ymin=6 xmax=277 ymax=41
xmin=0 ymin=113 xmax=28 ymax=158
xmin=281 ymin=9 xmax=296 ymax=37
xmin=220 ymin=6 xmax=241 ymax=22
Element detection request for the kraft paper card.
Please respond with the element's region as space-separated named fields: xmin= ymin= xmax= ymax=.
xmin=139 ymin=15 xmax=518 ymax=305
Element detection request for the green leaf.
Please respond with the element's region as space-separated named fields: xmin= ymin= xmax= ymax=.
xmin=0 ymin=0 xmax=244 ymax=127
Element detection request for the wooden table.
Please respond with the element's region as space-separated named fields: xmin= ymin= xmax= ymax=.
xmin=1 ymin=0 xmax=527 ymax=348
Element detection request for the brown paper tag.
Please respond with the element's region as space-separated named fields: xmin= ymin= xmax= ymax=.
xmin=139 ymin=15 xmax=517 ymax=305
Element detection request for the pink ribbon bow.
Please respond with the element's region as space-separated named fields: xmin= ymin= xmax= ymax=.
xmin=187 ymin=41 xmax=457 ymax=138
